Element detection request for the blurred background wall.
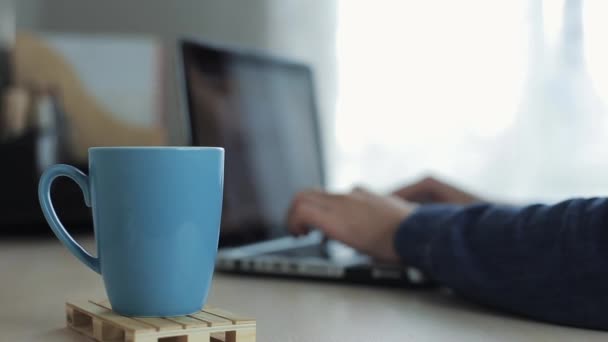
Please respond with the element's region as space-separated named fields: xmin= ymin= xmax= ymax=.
xmin=15 ymin=0 xmax=337 ymax=164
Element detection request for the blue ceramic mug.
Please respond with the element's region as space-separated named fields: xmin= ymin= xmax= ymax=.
xmin=38 ymin=147 xmax=224 ymax=316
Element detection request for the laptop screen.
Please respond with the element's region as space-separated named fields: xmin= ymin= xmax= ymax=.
xmin=180 ymin=40 xmax=325 ymax=244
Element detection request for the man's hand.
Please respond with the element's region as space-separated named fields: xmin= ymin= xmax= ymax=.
xmin=287 ymin=187 xmax=416 ymax=262
xmin=393 ymin=176 xmax=480 ymax=204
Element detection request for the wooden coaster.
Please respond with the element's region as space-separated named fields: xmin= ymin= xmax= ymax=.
xmin=66 ymin=299 xmax=256 ymax=342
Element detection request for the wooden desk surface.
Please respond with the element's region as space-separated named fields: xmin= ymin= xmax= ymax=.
xmin=1 ymin=237 xmax=607 ymax=342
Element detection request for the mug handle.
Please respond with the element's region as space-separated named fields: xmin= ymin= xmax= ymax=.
xmin=38 ymin=164 xmax=101 ymax=274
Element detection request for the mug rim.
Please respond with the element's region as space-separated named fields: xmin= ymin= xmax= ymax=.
xmin=89 ymin=146 xmax=224 ymax=152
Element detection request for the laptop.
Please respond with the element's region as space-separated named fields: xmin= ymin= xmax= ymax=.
xmin=178 ymin=38 xmax=432 ymax=287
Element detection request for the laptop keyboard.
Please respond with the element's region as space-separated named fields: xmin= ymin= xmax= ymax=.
xmin=263 ymin=243 xmax=329 ymax=259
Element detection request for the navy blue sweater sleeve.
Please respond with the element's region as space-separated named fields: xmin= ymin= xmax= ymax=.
xmin=394 ymin=198 xmax=608 ymax=330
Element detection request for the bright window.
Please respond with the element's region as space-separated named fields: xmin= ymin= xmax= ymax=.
xmin=334 ymin=0 xmax=608 ymax=202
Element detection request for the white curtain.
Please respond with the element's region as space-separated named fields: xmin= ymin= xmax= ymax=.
xmin=334 ymin=0 xmax=608 ymax=203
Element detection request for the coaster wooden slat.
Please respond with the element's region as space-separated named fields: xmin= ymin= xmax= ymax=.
xmin=190 ymin=311 xmax=233 ymax=326
xmin=211 ymin=332 xmax=227 ymax=342
xmin=132 ymin=317 xmax=185 ymax=331
xmin=164 ymin=315 xmax=210 ymax=328
xmin=95 ymin=299 xmax=112 ymax=308
xmin=227 ymin=328 xmax=256 ymax=342
xmin=66 ymin=299 xmax=256 ymax=342
xmin=90 ymin=300 xmax=183 ymax=331
xmin=203 ymin=307 xmax=256 ymax=324
xmin=67 ymin=300 xmax=156 ymax=332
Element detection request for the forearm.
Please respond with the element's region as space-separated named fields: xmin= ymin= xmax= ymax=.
xmin=395 ymin=199 xmax=608 ymax=329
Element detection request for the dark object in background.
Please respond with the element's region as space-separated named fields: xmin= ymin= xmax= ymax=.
xmin=0 ymin=48 xmax=10 ymax=121
xmin=0 ymin=94 xmax=92 ymax=235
